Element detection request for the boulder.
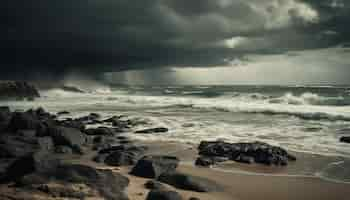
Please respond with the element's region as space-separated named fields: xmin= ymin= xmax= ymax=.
xmin=146 ymin=190 xmax=182 ymax=200
xmin=19 ymin=164 xmax=130 ymax=200
xmin=0 ymin=135 xmax=39 ymax=159
xmin=340 ymin=136 xmax=350 ymax=143
xmin=4 ymin=152 xmax=61 ymax=182
xmin=198 ymin=141 xmax=296 ymax=166
xmin=130 ymin=155 xmax=179 ymax=179
xmin=158 ymin=172 xmax=222 ymax=192
xmin=48 ymin=126 xmax=87 ymax=152
xmin=53 ymin=164 xmax=129 ymax=200
xmin=135 ymin=127 xmax=169 ymax=134
xmin=0 ymin=81 xmax=40 ymax=100
xmin=8 ymin=112 xmax=41 ymax=131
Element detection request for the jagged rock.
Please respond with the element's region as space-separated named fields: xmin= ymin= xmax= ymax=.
xmin=135 ymin=127 xmax=169 ymax=134
xmin=0 ymin=81 xmax=40 ymax=100
xmin=130 ymin=155 xmax=179 ymax=179
xmin=144 ymin=180 xmax=167 ymax=190
xmin=340 ymin=136 xmax=350 ymax=143
xmin=158 ymin=172 xmax=222 ymax=192
xmin=198 ymin=141 xmax=296 ymax=166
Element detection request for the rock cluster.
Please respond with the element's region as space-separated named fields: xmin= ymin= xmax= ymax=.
xmin=0 ymin=81 xmax=40 ymax=100
xmin=196 ymin=141 xmax=296 ymax=167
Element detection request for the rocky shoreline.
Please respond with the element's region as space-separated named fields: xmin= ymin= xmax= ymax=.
xmin=1 ymin=106 xmax=348 ymax=200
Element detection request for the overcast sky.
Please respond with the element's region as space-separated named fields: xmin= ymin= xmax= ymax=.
xmin=1 ymin=0 xmax=350 ymax=84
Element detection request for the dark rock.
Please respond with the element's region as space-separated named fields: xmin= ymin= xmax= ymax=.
xmin=17 ymin=129 xmax=36 ymax=137
xmin=55 ymin=145 xmax=73 ymax=154
xmin=0 ymin=81 xmax=40 ymax=100
xmin=189 ymin=197 xmax=200 ymax=200
xmin=36 ymin=183 xmax=91 ymax=199
xmin=57 ymin=118 xmax=85 ymax=130
xmin=8 ymin=112 xmax=41 ymax=131
xmin=84 ymin=127 xmax=115 ymax=136
xmin=195 ymin=156 xmax=228 ymax=167
xmin=146 ymin=190 xmax=182 ymax=200
xmin=158 ymin=172 xmax=222 ymax=192
xmin=0 ymin=135 xmax=39 ymax=159
xmin=4 ymin=152 xmax=61 ymax=182
xmin=0 ymin=106 xmax=11 ymax=131
xmin=37 ymin=137 xmax=54 ymax=152
xmin=144 ymin=180 xmax=167 ymax=190
xmin=104 ymin=151 xmax=140 ymax=166
xmin=234 ymin=155 xmax=255 ymax=164
xmin=53 ymin=164 xmax=129 ymax=200
xmin=135 ymin=127 xmax=169 ymax=134
xmin=19 ymin=164 xmax=130 ymax=200
xmin=48 ymin=126 xmax=87 ymax=152
xmin=130 ymin=155 xmax=179 ymax=179
xmin=103 ymin=116 xmax=123 ymax=123
xmin=340 ymin=136 xmax=350 ymax=143
xmin=0 ymin=106 xmax=11 ymax=122
xmin=198 ymin=141 xmax=296 ymax=166
xmin=60 ymin=85 xmax=85 ymax=93
xmin=93 ymin=154 xmax=108 ymax=163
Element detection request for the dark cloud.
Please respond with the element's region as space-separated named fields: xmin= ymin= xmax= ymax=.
xmin=1 ymin=0 xmax=349 ymax=80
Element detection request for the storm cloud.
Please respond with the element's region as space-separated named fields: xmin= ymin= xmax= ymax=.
xmin=1 ymin=0 xmax=349 ymax=81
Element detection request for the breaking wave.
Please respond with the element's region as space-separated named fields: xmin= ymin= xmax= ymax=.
xmin=268 ymin=92 xmax=348 ymax=106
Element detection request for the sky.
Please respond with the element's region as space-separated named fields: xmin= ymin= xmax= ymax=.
xmin=1 ymin=0 xmax=350 ymax=85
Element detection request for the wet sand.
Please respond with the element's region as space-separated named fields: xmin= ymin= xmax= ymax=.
xmin=126 ymin=140 xmax=350 ymax=200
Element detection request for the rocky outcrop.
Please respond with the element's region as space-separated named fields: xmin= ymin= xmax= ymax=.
xmin=130 ymin=155 xmax=180 ymax=179
xmin=198 ymin=141 xmax=296 ymax=166
xmin=158 ymin=172 xmax=222 ymax=192
xmin=0 ymin=81 xmax=40 ymax=100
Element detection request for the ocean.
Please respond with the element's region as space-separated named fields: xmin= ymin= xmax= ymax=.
xmin=2 ymin=84 xmax=350 ymax=182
